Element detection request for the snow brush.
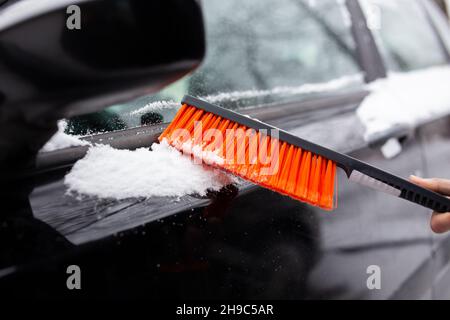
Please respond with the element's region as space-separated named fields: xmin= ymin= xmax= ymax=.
xmin=159 ymin=95 xmax=450 ymax=212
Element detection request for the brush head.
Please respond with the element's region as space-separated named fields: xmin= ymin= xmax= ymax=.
xmin=159 ymin=98 xmax=337 ymax=210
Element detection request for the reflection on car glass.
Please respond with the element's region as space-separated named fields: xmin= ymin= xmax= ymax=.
xmin=61 ymin=0 xmax=363 ymax=139
xmin=130 ymin=73 xmax=363 ymax=117
xmin=360 ymin=0 xmax=448 ymax=72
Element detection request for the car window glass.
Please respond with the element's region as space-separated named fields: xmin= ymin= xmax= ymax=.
xmin=422 ymin=0 xmax=450 ymax=55
xmin=61 ymin=0 xmax=363 ymax=138
xmin=360 ymin=0 xmax=448 ymax=72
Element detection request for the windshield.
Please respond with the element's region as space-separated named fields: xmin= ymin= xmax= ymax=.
xmin=61 ymin=0 xmax=363 ymax=138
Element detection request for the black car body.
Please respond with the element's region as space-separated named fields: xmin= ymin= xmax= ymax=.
xmin=1 ymin=0 xmax=450 ymax=299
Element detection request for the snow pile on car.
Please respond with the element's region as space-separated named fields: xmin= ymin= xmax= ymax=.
xmin=40 ymin=120 xmax=90 ymax=152
xmin=358 ymin=66 xmax=450 ymax=141
xmin=64 ymin=140 xmax=233 ymax=200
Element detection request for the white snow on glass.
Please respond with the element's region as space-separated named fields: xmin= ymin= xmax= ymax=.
xmin=203 ymin=74 xmax=362 ymax=104
xmin=40 ymin=120 xmax=90 ymax=152
xmin=130 ymin=100 xmax=178 ymax=115
xmin=357 ymin=66 xmax=450 ymax=140
xmin=64 ymin=141 xmax=233 ymax=200
xmin=131 ymin=74 xmax=363 ymax=115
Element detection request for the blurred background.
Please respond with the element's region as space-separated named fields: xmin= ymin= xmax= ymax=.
xmin=435 ymin=0 xmax=449 ymax=18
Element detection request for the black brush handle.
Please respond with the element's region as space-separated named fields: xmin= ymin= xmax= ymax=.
xmin=344 ymin=162 xmax=450 ymax=213
xmin=182 ymin=95 xmax=450 ymax=213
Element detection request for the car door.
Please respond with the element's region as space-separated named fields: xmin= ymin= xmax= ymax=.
xmin=351 ymin=0 xmax=450 ymax=299
xmin=417 ymin=0 xmax=450 ymax=300
xmin=2 ymin=0 xmax=446 ymax=300
xmin=24 ymin=0 xmax=369 ymax=299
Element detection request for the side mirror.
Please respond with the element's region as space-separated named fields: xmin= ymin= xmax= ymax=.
xmin=0 ymin=0 xmax=205 ymax=179
xmin=0 ymin=0 xmax=205 ymax=118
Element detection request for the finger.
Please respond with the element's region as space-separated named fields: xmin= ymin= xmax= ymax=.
xmin=430 ymin=212 xmax=450 ymax=234
xmin=410 ymin=175 xmax=450 ymax=195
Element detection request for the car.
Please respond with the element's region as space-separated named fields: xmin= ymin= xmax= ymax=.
xmin=1 ymin=0 xmax=450 ymax=299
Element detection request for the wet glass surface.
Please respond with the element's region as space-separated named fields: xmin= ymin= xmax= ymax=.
xmin=60 ymin=0 xmax=363 ymax=137
xmin=360 ymin=0 xmax=448 ymax=72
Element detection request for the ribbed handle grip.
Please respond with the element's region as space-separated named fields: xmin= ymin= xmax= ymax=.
xmin=348 ymin=169 xmax=450 ymax=213
xmin=399 ymin=187 xmax=450 ymax=213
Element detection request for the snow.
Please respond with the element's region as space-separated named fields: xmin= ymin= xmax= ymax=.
xmin=130 ymin=100 xmax=178 ymax=116
xmin=380 ymin=138 xmax=402 ymax=159
xmin=40 ymin=120 xmax=90 ymax=152
xmin=337 ymin=0 xmax=352 ymax=28
xmin=357 ymin=66 xmax=450 ymax=141
xmin=181 ymin=141 xmax=225 ymax=166
xmin=64 ymin=140 xmax=233 ymax=200
xmin=202 ymin=74 xmax=362 ymax=104
xmin=131 ymin=74 xmax=362 ymax=115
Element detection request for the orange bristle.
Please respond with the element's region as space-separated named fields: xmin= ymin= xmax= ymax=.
xmin=159 ymin=104 xmax=338 ymax=211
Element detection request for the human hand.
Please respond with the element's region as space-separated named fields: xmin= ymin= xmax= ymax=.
xmin=410 ymin=175 xmax=450 ymax=233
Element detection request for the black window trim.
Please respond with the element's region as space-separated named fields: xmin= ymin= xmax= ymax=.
xmin=353 ymin=0 xmax=450 ymax=76
xmin=345 ymin=0 xmax=387 ymax=82
xmin=421 ymin=0 xmax=450 ymax=62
